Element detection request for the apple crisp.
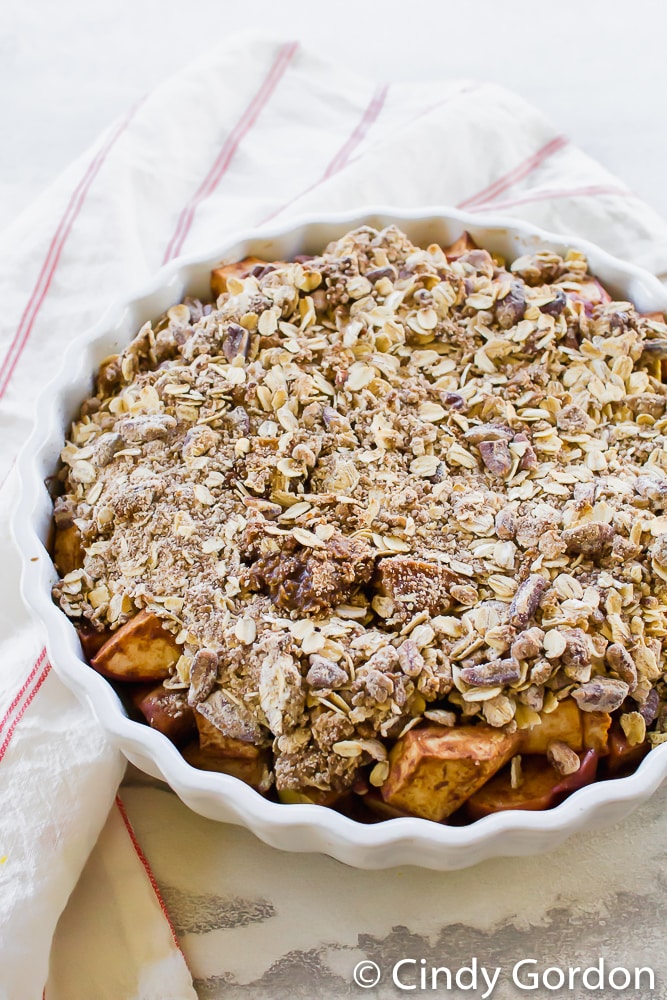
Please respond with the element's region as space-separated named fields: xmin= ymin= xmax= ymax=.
xmin=52 ymin=225 xmax=667 ymax=818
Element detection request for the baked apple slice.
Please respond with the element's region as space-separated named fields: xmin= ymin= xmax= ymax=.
xmin=195 ymin=711 xmax=262 ymax=760
xmin=277 ymin=787 xmax=347 ymax=808
xmin=443 ymin=232 xmax=478 ymax=260
xmin=564 ymin=278 xmax=611 ymax=315
xmin=211 ymin=257 xmax=271 ymax=298
xmin=581 ymin=710 xmax=612 ymax=753
xmin=361 ymin=793 xmax=414 ymax=821
xmin=381 ymin=725 xmax=520 ymax=822
xmin=519 ymin=699 xmax=582 ymax=753
xmin=53 ymin=524 xmax=85 ymax=575
xmin=181 ymin=742 xmax=273 ymax=792
xmin=467 ymin=750 xmax=598 ymax=819
xmin=605 ymin=726 xmax=650 ymax=777
xmin=90 ymin=611 xmax=180 ymax=682
xmin=519 ymin=699 xmax=610 ymax=754
xmin=76 ymin=626 xmax=112 ymax=660
xmin=132 ymin=684 xmax=196 ymax=746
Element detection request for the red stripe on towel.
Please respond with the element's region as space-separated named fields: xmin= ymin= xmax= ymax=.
xmin=115 ymin=795 xmax=183 ymax=953
xmin=0 ymin=657 xmax=52 ymax=763
xmin=0 ymin=648 xmax=47 ymax=737
xmin=0 ymin=102 xmax=143 ymax=399
xmin=322 ymin=83 xmax=389 ymax=179
xmin=457 ymin=134 xmax=569 ymax=210
xmin=262 ymin=82 xmax=388 ymax=223
xmin=162 ymin=42 xmax=299 ymax=264
xmin=471 ymin=183 xmax=630 ymax=213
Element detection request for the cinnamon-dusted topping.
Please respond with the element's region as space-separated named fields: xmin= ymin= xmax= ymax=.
xmin=374 ymin=556 xmax=459 ymax=623
xmin=52 ymin=226 xmax=667 ymax=793
xmin=242 ymin=520 xmax=374 ymax=613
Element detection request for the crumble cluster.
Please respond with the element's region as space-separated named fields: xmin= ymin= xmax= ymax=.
xmin=53 ymin=225 xmax=667 ymax=792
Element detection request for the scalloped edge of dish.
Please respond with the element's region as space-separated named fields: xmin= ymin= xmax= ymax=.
xmin=12 ymin=204 xmax=667 ymax=869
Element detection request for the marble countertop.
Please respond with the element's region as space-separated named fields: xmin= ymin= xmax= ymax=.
xmin=5 ymin=2 xmax=667 ymax=996
xmin=111 ymin=770 xmax=667 ymax=998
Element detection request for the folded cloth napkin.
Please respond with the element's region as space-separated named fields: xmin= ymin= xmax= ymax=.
xmin=2 ymin=31 xmax=667 ymax=1000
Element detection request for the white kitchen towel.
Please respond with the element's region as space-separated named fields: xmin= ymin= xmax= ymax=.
xmin=2 ymin=30 xmax=667 ymax=1000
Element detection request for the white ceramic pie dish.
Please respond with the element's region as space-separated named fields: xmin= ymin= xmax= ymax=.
xmin=12 ymin=205 xmax=667 ymax=870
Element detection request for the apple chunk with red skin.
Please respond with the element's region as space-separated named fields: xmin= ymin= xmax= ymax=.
xmin=181 ymin=742 xmax=273 ymax=792
xmin=564 ymin=277 xmax=611 ymax=315
xmin=467 ymin=750 xmax=598 ymax=819
xmin=76 ymin=626 xmax=112 ymax=661
xmin=382 ymin=725 xmax=520 ymax=822
xmin=606 ymin=726 xmax=650 ymax=777
xmin=132 ymin=684 xmax=196 ymax=746
xmin=210 ymin=256 xmax=270 ymax=298
xmin=90 ymin=611 xmax=180 ymax=682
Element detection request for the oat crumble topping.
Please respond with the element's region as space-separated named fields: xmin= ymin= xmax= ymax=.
xmin=52 ymin=225 xmax=667 ymax=797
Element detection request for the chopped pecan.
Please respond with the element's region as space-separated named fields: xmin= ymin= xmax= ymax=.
xmin=397 ymin=639 xmax=425 ymax=678
xmin=530 ymin=658 xmax=555 ymax=685
xmin=606 ymin=643 xmax=638 ymax=691
xmin=188 ymin=649 xmax=219 ymax=706
xmin=511 ymin=627 xmax=544 ymax=661
xmin=495 ymin=282 xmax=526 ymax=329
xmin=572 ymin=676 xmax=630 ymax=713
xmin=519 ymin=684 xmax=544 ymax=712
xmin=244 ymin=525 xmax=374 ymax=614
xmin=561 ymin=628 xmax=592 ymax=682
xmin=464 ymin=424 xmax=513 ymax=446
xmin=365 ymin=265 xmax=397 ymax=283
xmin=512 ymin=432 xmax=538 ymax=471
xmin=540 ymin=288 xmax=567 ymax=317
xmin=562 ymin=521 xmax=614 ymax=556
xmin=226 ymin=405 xmax=251 ymax=437
xmin=118 ymin=414 xmax=177 ymax=444
xmin=510 ymin=252 xmax=565 ymax=285
xmin=651 ymin=533 xmax=667 ymax=569
xmin=259 ymin=648 xmax=305 ymax=736
xmin=627 ymin=393 xmax=666 ymax=419
xmin=634 ymin=687 xmax=659 ymax=724
xmin=478 ymin=439 xmax=513 ymax=478
xmin=363 ymin=670 xmax=394 ymax=704
xmin=311 ymin=711 xmax=355 ymax=751
xmin=443 ymin=391 xmax=466 ymax=409
xmin=93 ymin=432 xmax=122 ymax=467
xmin=508 ymin=575 xmax=547 ymax=629
xmin=634 ymin=476 xmax=667 ymax=510
xmin=460 ymin=656 xmax=521 ymax=687
xmin=223 ymin=323 xmax=251 ymax=361
xmin=495 ymin=507 xmax=517 ymax=540
xmin=305 ymin=656 xmax=348 ymax=691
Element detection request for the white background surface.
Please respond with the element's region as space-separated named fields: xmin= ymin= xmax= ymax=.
xmin=2 ymin=0 xmax=667 ymax=231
